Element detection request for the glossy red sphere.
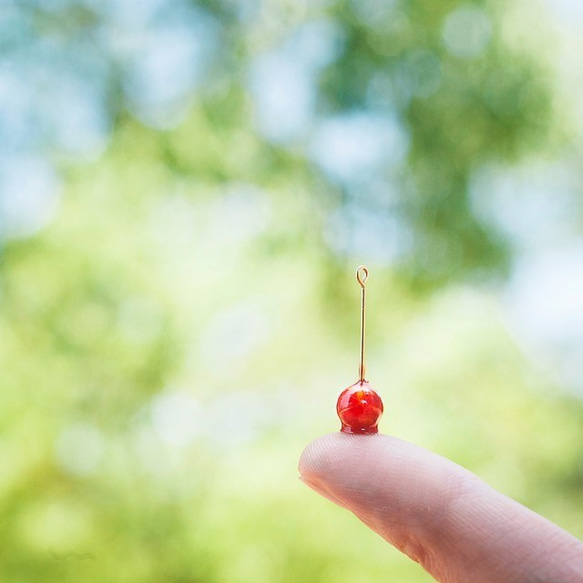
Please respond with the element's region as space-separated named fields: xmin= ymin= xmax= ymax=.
xmin=336 ymin=381 xmax=383 ymax=434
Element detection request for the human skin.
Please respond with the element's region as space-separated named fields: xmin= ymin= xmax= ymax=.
xmin=299 ymin=433 xmax=583 ymax=583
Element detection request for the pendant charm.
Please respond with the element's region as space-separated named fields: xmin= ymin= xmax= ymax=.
xmin=336 ymin=266 xmax=384 ymax=434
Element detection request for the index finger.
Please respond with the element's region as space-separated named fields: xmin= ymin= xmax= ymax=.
xmin=299 ymin=433 xmax=583 ymax=583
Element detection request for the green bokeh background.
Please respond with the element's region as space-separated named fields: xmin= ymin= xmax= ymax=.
xmin=1 ymin=0 xmax=583 ymax=581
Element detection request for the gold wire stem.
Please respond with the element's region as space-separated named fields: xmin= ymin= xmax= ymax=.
xmin=356 ymin=265 xmax=369 ymax=383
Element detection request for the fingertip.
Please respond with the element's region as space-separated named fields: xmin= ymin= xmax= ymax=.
xmin=298 ymin=432 xmax=354 ymax=480
xmin=298 ymin=432 xmax=459 ymax=567
xmin=299 ymin=433 xmax=381 ymax=506
xmin=298 ymin=433 xmax=583 ymax=583
xmin=299 ymin=432 xmax=470 ymax=528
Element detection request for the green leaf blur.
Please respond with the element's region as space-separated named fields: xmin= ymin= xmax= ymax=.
xmin=1 ymin=0 xmax=582 ymax=582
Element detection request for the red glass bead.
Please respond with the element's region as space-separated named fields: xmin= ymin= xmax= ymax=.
xmin=336 ymin=381 xmax=383 ymax=434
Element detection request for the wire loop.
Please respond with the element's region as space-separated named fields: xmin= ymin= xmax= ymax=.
xmin=355 ymin=265 xmax=369 ymax=382
xmin=356 ymin=265 xmax=369 ymax=288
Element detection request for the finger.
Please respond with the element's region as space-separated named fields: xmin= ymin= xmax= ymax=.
xmin=299 ymin=433 xmax=583 ymax=583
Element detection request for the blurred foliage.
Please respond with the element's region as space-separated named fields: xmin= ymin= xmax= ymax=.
xmin=1 ymin=0 xmax=559 ymax=283
xmin=0 ymin=0 xmax=582 ymax=582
